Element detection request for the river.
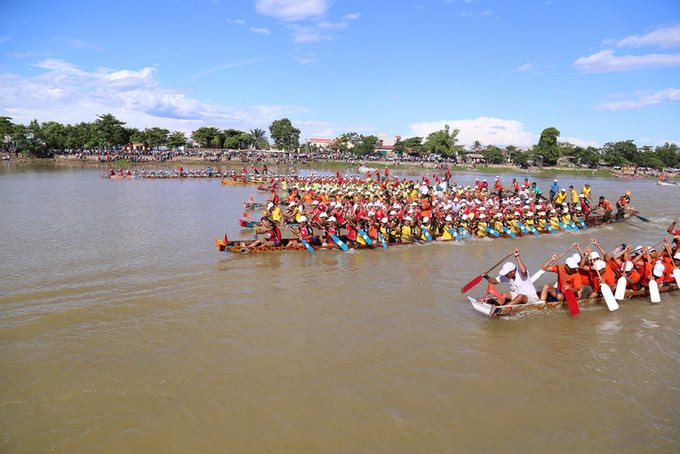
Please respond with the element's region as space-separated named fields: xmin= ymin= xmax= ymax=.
xmin=1 ymin=163 xmax=679 ymax=452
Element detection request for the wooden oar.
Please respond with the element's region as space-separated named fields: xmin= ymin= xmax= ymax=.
xmin=530 ymin=244 xmax=578 ymax=283
xmin=673 ymin=268 xmax=680 ymax=288
xmin=459 ymin=227 xmax=470 ymax=239
xmin=556 ymin=255 xmax=580 ymax=316
xmin=486 ymin=227 xmax=500 ymax=237
xmin=502 ymin=226 xmax=516 ymax=238
xmin=634 ymin=214 xmax=650 ymax=222
xmin=649 ymin=269 xmax=661 ymax=303
xmin=421 ymin=225 xmax=433 ymax=241
xmin=330 ymin=234 xmax=349 ymax=251
xmin=591 ymin=260 xmax=619 ymax=311
xmin=357 ymin=227 xmax=373 ymax=245
xmin=461 ymin=251 xmax=514 ymax=294
xmin=288 ymin=226 xmax=314 ymax=253
xmin=378 ymin=231 xmax=388 ymax=249
xmin=448 ymin=227 xmax=462 ymax=241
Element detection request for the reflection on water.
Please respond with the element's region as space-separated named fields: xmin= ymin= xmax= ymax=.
xmin=1 ymin=166 xmax=679 ymax=452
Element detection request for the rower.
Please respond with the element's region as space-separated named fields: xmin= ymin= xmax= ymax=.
xmin=597 ymin=196 xmax=614 ymax=222
xmin=615 ymin=191 xmax=631 ymax=220
xmin=549 ymin=179 xmax=559 ymax=202
xmin=538 ymin=253 xmax=582 ymax=303
xmin=483 ymin=248 xmax=539 ymax=306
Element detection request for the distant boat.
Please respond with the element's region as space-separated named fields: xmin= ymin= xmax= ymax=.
xmin=612 ymin=173 xmax=642 ymax=179
xmin=359 ymin=166 xmax=377 ymax=173
xmin=657 ymin=180 xmax=678 ymax=186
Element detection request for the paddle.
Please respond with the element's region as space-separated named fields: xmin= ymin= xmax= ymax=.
xmin=591 ymin=259 xmax=619 ymax=311
xmin=486 ymin=227 xmax=500 ymax=238
xmin=461 ymin=251 xmax=515 ymax=294
xmin=649 ymin=269 xmax=661 ymax=303
xmin=448 ymin=227 xmax=462 ymax=241
xmin=556 ymin=255 xmax=580 ymax=316
xmin=516 ymin=220 xmax=529 ymax=234
xmin=674 ymin=268 xmax=680 ymax=288
xmin=421 ymin=225 xmax=433 ymax=241
xmin=378 ymin=231 xmax=388 ymax=249
xmin=459 ymin=227 xmax=470 ymax=239
xmin=635 ymin=214 xmax=650 ymax=222
xmin=530 ymin=244 xmax=578 ymax=283
xmin=288 ymin=226 xmax=314 ymax=253
xmin=502 ymin=226 xmax=516 ymax=238
xmin=330 ymin=234 xmax=349 ymax=251
xmin=357 ymin=227 xmax=373 ymax=245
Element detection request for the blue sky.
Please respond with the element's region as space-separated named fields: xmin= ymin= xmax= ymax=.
xmin=0 ymin=0 xmax=678 ymax=147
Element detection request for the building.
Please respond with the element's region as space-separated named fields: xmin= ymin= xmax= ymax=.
xmin=307 ymin=138 xmax=332 ymax=149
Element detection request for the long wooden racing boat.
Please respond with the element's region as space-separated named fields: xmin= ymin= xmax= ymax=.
xmin=468 ymin=284 xmax=678 ymax=318
xmin=215 ymin=236 xmax=403 ymax=254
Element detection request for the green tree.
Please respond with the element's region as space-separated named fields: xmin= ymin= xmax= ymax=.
xmin=94 ymin=113 xmax=128 ymax=147
xmin=40 ymin=121 xmax=67 ymax=149
xmin=655 ymin=142 xmax=679 ymax=168
xmin=269 ymin=118 xmax=300 ymax=152
xmin=424 ymin=125 xmax=459 ymax=157
xmin=402 ymin=136 xmax=423 ymax=155
xmin=142 ymin=127 xmax=169 ymax=149
xmin=602 ymin=141 xmax=638 ymax=166
xmin=167 ymin=131 xmax=187 ymax=149
xmin=574 ymin=146 xmax=602 ymax=168
xmin=355 ymin=135 xmax=379 ymax=156
xmin=533 ymin=127 xmax=561 ymax=166
xmin=250 ymin=128 xmax=268 ymax=149
xmin=482 ymin=145 xmax=505 ymax=164
xmin=192 ymin=126 xmax=222 ymax=148
xmin=332 ymin=132 xmax=361 ymax=153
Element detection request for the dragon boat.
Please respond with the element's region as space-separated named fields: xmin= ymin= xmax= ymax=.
xmin=215 ymin=236 xmax=403 ymax=254
xmin=468 ymin=283 xmax=679 ymax=317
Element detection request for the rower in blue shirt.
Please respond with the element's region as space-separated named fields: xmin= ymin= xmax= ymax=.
xmin=549 ymin=179 xmax=559 ymax=202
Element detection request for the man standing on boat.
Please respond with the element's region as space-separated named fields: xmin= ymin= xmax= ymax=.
xmin=483 ymin=248 xmax=539 ymax=306
xmin=615 ymin=191 xmax=631 ymax=220
xmin=549 ymin=179 xmax=559 ymax=202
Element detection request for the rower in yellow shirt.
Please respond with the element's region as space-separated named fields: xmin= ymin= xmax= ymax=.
xmin=554 ymin=189 xmax=567 ymax=205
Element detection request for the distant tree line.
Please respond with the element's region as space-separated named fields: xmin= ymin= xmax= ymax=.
xmin=1 ymin=115 xmax=678 ymax=169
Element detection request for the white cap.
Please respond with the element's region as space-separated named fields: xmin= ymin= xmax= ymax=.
xmin=267 ymin=203 xmax=274 ymax=209
xmin=381 ymin=217 xmax=388 ymax=223
xmin=674 ymin=252 xmax=680 ymax=260
xmin=328 ymin=216 xmax=336 ymax=222
xmin=389 ymin=210 xmax=397 ymax=215
xmin=565 ymin=257 xmax=579 ymax=269
xmin=621 ymin=261 xmax=634 ymax=272
xmin=652 ymin=261 xmax=665 ymax=278
xmin=593 ymin=260 xmax=606 ymax=271
xmin=445 ymin=215 xmax=452 ymax=222
xmin=422 ymin=217 xmax=429 ymax=223
xmin=289 ymin=202 xmax=295 ymax=207
xmin=590 ymin=251 xmax=601 ymax=259
xmin=404 ymin=216 xmax=412 ymax=222
xmin=632 ymin=246 xmax=643 ymax=255
xmin=319 ymin=212 xmax=328 ymax=218
xmin=479 ymin=214 xmax=486 ymax=219
xmin=299 ymin=216 xmax=308 ymax=222
xmin=572 ymin=253 xmax=582 ymax=263
xmin=499 ymin=262 xmax=516 ymax=276
xmin=311 ymin=200 xmax=319 ymax=205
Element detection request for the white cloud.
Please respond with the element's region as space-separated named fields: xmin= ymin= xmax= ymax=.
xmin=250 ymin=27 xmax=271 ymax=35
xmin=289 ymin=24 xmax=333 ymax=43
xmin=560 ymin=137 xmax=600 ymax=148
xmin=516 ymin=62 xmax=532 ymax=71
xmin=595 ymin=87 xmax=680 ymax=111
xmin=343 ymin=13 xmax=360 ymax=20
xmin=70 ymin=39 xmax=103 ymax=51
xmin=0 ymin=59 xmax=309 ymax=133
xmin=255 ymin=0 xmax=328 ymax=22
xmin=409 ymin=117 xmax=537 ymax=147
xmin=574 ymin=49 xmax=680 ymax=73
xmin=616 ymin=25 xmax=680 ymax=49
xmin=296 ymin=120 xmax=376 ymax=140
xmin=191 ymin=57 xmax=268 ymax=79
xmin=227 ymin=18 xmax=245 ymax=24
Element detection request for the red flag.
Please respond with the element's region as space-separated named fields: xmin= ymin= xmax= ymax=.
xmin=486 ymin=283 xmax=503 ymax=298
xmin=243 ymin=211 xmax=248 ymax=218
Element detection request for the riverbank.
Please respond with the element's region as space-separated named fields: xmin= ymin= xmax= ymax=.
xmin=3 ymin=154 xmax=676 ymax=181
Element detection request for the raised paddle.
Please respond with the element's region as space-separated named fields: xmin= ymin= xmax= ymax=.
xmin=461 ymin=251 xmax=515 ymax=294
xmin=591 ymin=259 xmax=619 ymax=311
xmin=649 ymin=269 xmax=661 ymax=303
xmin=530 ymin=244 xmax=578 ymax=283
